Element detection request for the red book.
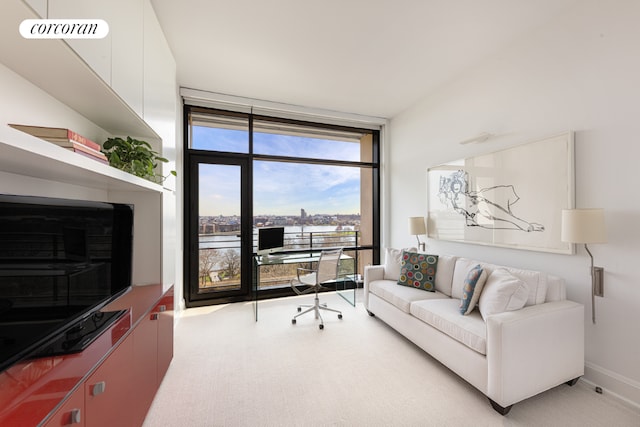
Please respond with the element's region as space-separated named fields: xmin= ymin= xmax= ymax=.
xmin=9 ymin=124 xmax=102 ymax=151
xmin=69 ymin=147 xmax=109 ymax=164
xmin=64 ymin=140 xmax=109 ymax=162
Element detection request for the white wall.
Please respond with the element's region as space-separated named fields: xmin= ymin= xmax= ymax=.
xmin=387 ymin=0 xmax=640 ymax=407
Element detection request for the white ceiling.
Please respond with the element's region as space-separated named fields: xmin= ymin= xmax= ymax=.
xmin=151 ymin=0 xmax=578 ymax=119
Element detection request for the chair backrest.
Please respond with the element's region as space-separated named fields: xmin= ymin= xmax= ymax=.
xmin=316 ymin=248 xmax=343 ymax=284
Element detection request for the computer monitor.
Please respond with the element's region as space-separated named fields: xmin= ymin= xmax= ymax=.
xmin=257 ymin=226 xmax=284 ymax=255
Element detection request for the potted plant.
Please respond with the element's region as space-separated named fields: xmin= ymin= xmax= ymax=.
xmin=102 ymin=136 xmax=175 ymax=183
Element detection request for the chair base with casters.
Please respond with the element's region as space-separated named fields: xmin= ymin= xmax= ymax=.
xmin=290 ymin=248 xmax=344 ymax=329
xmin=292 ymin=295 xmax=342 ymax=329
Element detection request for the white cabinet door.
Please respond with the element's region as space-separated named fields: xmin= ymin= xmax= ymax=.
xmin=23 ymin=0 xmax=47 ymax=17
xmin=143 ymin=0 xmax=176 ymax=142
xmin=48 ymin=0 xmax=112 ymax=85
xmin=162 ymin=188 xmax=177 ymax=289
xmin=111 ymin=0 xmax=144 ymax=118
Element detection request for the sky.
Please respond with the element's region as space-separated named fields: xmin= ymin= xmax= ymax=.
xmin=195 ymin=127 xmax=362 ymax=216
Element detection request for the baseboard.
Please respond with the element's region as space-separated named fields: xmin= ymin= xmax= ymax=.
xmin=584 ymin=362 xmax=640 ymax=411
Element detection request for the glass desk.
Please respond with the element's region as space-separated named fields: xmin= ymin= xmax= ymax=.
xmin=252 ymin=251 xmax=356 ymax=321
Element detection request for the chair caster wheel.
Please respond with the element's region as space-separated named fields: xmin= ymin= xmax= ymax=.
xmin=292 ymin=319 xmax=296 ymax=324
xmin=338 ymin=314 xmax=342 ymax=319
xmin=319 ymin=324 xmax=324 ymax=330
xmin=297 ymin=307 xmax=301 ymax=312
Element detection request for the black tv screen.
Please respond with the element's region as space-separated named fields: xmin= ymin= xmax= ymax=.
xmin=0 ymin=194 xmax=133 ymax=372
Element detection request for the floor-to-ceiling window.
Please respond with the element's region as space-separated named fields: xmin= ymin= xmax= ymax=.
xmin=184 ymin=106 xmax=380 ymax=307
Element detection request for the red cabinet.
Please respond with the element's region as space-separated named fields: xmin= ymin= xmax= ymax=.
xmin=131 ymin=311 xmax=159 ymax=426
xmin=42 ymin=386 xmax=85 ymax=427
xmin=1 ymin=285 xmax=174 ymax=427
xmin=131 ymin=286 xmax=175 ymax=425
xmin=156 ymin=287 xmax=174 ymax=382
xmin=84 ymin=335 xmax=134 ymax=427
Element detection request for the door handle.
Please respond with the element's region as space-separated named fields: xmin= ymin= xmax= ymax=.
xmin=92 ymin=381 xmax=106 ymax=396
xmin=69 ymin=408 xmax=81 ymax=424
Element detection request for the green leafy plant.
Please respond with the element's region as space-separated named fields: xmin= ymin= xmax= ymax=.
xmin=102 ymin=136 xmax=175 ymax=183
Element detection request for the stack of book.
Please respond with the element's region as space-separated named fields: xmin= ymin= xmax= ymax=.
xmin=9 ymin=124 xmax=109 ymax=165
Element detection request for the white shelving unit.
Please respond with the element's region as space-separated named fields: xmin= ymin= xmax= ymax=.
xmin=0 ymin=126 xmax=163 ymax=286
xmin=0 ymin=0 xmax=169 ymax=287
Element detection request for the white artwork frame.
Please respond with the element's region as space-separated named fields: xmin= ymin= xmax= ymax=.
xmin=427 ymin=132 xmax=575 ymax=254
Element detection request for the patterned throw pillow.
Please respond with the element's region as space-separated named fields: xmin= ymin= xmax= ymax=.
xmin=459 ymin=264 xmax=488 ymax=315
xmin=397 ymin=251 xmax=438 ymax=291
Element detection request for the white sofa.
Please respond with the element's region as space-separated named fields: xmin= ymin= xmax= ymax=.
xmin=363 ymin=251 xmax=585 ymax=415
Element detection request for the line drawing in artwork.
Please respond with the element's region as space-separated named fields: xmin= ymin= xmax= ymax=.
xmin=437 ymin=170 xmax=545 ymax=232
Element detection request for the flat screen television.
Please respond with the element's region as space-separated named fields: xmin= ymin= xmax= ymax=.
xmin=257 ymin=226 xmax=285 ymax=256
xmin=0 ymin=194 xmax=134 ymax=373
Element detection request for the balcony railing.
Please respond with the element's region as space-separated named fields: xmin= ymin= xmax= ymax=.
xmin=198 ymin=229 xmax=360 ymax=252
xmin=276 ymin=229 xmax=359 ymax=252
xmin=198 ymin=230 xmax=367 ymax=291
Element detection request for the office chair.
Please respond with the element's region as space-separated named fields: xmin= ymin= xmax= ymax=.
xmin=291 ymin=248 xmax=343 ymax=329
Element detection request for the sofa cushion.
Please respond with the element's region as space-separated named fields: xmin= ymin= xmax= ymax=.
xmin=383 ymin=247 xmax=416 ymax=280
xmin=459 ymin=264 xmax=488 ymax=315
xmin=478 ymin=268 xmax=529 ymax=319
xmin=397 ymin=251 xmax=438 ymax=291
xmin=545 ymin=275 xmax=566 ymax=302
xmin=451 ymin=258 xmax=548 ymax=306
xmin=434 ymin=254 xmax=456 ymax=296
xmin=505 ymin=266 xmax=548 ymax=306
xmin=410 ymin=299 xmax=487 ymax=355
xmin=369 ymin=279 xmax=448 ymax=313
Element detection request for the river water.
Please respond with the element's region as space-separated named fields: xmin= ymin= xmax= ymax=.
xmin=199 ymin=225 xmax=356 ymax=249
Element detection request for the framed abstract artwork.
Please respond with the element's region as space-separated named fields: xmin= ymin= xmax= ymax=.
xmin=427 ymin=132 xmax=575 ymax=254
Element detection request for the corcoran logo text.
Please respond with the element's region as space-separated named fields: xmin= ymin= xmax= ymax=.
xmin=20 ymin=19 xmax=109 ymax=39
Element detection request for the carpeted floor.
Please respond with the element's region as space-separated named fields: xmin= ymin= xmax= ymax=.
xmin=142 ymin=292 xmax=640 ymax=426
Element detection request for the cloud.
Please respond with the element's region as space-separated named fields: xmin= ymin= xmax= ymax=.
xmin=192 ymin=126 xmax=248 ymax=152
xmin=198 ymin=164 xmax=241 ymax=215
xmin=253 ymin=161 xmax=360 ymax=215
xmin=254 ymin=133 xmax=359 ymax=161
xmin=193 ymin=128 xmax=364 ymax=216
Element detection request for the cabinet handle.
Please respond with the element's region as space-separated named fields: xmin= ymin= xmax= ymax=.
xmin=70 ymin=408 xmax=81 ymax=424
xmin=150 ymin=313 xmax=159 ymax=320
xmin=158 ymin=305 xmax=166 ymax=312
xmin=92 ymin=381 xmax=106 ymax=396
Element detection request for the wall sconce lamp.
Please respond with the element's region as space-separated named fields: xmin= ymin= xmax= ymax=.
xmin=561 ymin=208 xmax=607 ymax=324
xmin=408 ymin=216 xmax=427 ymax=252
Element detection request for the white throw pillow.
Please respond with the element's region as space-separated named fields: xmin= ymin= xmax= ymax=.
xmin=479 ymin=268 xmax=529 ymax=320
xmin=383 ymin=247 xmax=416 ymax=280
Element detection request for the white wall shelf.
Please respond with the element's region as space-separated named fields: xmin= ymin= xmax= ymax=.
xmin=0 ymin=125 xmax=162 ymax=193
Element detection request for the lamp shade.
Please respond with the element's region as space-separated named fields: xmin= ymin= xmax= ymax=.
xmin=408 ymin=216 xmax=426 ymax=235
xmin=561 ymin=209 xmax=606 ymax=243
